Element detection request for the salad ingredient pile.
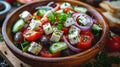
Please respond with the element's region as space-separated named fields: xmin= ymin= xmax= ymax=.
xmin=12 ymin=2 xmax=102 ymax=57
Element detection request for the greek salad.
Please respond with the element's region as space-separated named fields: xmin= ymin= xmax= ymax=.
xmin=12 ymin=2 xmax=102 ymax=58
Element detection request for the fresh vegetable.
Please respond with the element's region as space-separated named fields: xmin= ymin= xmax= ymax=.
xmin=12 ymin=2 xmax=103 ymax=57
xmin=12 ymin=19 xmax=26 ymax=33
xmin=23 ymin=28 xmax=44 ymax=41
xmin=40 ymin=48 xmax=60 ymax=58
xmin=49 ymin=42 xmax=68 ymax=54
xmin=72 ymin=6 xmax=87 ymax=13
xmin=63 ymin=36 xmax=82 ymax=53
xmin=21 ymin=41 xmax=30 ymax=52
xmin=64 ymin=8 xmax=76 ymax=14
xmin=77 ymin=30 xmax=94 ymax=50
xmin=14 ymin=32 xmax=24 ymax=43
xmin=37 ymin=8 xmax=50 ymax=16
xmin=106 ymin=32 xmax=120 ymax=52
xmin=73 ymin=13 xmax=93 ymax=30
xmin=91 ymin=23 xmax=102 ymax=36
xmin=6 ymin=0 xmax=15 ymax=4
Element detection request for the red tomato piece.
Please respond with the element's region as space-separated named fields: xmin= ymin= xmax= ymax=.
xmin=64 ymin=8 xmax=77 ymax=14
xmin=23 ymin=28 xmax=43 ymax=41
xmin=6 ymin=0 xmax=15 ymax=4
xmin=62 ymin=27 xmax=69 ymax=35
xmin=106 ymin=34 xmax=120 ymax=52
xmin=77 ymin=30 xmax=94 ymax=50
xmin=40 ymin=48 xmax=60 ymax=58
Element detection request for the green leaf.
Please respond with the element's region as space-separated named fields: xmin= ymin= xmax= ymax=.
xmin=0 ymin=34 xmax=3 ymax=42
xmin=57 ymin=24 xmax=64 ymax=30
xmin=21 ymin=41 xmax=30 ymax=52
xmin=48 ymin=12 xmax=57 ymax=23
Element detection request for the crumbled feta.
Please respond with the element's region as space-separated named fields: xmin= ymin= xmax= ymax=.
xmin=78 ymin=15 xmax=90 ymax=26
xmin=68 ymin=25 xmax=80 ymax=44
xmin=28 ymin=42 xmax=42 ymax=55
xmin=29 ymin=19 xmax=42 ymax=30
xmin=68 ymin=33 xmax=80 ymax=44
xmin=19 ymin=11 xmax=32 ymax=21
xmin=64 ymin=17 xmax=75 ymax=27
xmin=43 ymin=23 xmax=53 ymax=35
xmin=60 ymin=2 xmax=71 ymax=9
xmin=69 ymin=25 xmax=80 ymax=34
xmin=50 ymin=30 xmax=64 ymax=42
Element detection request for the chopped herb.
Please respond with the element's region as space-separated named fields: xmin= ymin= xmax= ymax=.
xmin=0 ymin=34 xmax=3 ymax=42
xmin=21 ymin=41 xmax=30 ymax=52
xmin=48 ymin=12 xmax=57 ymax=23
xmin=57 ymin=24 xmax=63 ymax=30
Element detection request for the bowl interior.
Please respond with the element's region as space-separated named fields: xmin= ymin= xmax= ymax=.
xmin=2 ymin=0 xmax=109 ymax=62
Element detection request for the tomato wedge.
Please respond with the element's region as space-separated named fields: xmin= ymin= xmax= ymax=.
xmin=77 ymin=30 xmax=94 ymax=50
xmin=40 ymin=48 xmax=60 ymax=58
xmin=64 ymin=8 xmax=77 ymax=14
xmin=62 ymin=27 xmax=69 ymax=35
xmin=23 ymin=28 xmax=44 ymax=41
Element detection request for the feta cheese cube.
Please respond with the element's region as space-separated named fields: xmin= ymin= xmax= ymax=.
xmin=64 ymin=17 xmax=75 ymax=27
xmin=68 ymin=33 xmax=80 ymax=44
xmin=28 ymin=42 xmax=42 ymax=55
xmin=78 ymin=15 xmax=90 ymax=26
xmin=19 ymin=11 xmax=32 ymax=21
xmin=60 ymin=2 xmax=71 ymax=9
xmin=50 ymin=30 xmax=63 ymax=42
xmin=43 ymin=23 xmax=53 ymax=35
xmin=29 ymin=19 xmax=42 ymax=30
xmin=69 ymin=25 xmax=80 ymax=34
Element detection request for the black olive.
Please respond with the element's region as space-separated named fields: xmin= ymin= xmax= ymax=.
xmin=61 ymin=48 xmax=76 ymax=57
xmin=40 ymin=36 xmax=53 ymax=47
xmin=14 ymin=32 xmax=24 ymax=43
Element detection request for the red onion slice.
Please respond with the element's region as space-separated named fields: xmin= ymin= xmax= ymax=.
xmin=63 ymin=36 xmax=82 ymax=53
xmin=72 ymin=13 xmax=93 ymax=30
xmin=47 ymin=2 xmax=54 ymax=6
xmin=35 ymin=6 xmax=53 ymax=10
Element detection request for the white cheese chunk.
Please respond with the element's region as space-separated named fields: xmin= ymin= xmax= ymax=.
xmin=78 ymin=15 xmax=90 ymax=26
xmin=64 ymin=17 xmax=75 ymax=27
xmin=69 ymin=25 xmax=80 ymax=34
xmin=19 ymin=11 xmax=32 ymax=22
xmin=68 ymin=32 xmax=80 ymax=44
xmin=43 ymin=23 xmax=53 ymax=35
xmin=60 ymin=2 xmax=71 ymax=9
xmin=28 ymin=42 xmax=42 ymax=55
xmin=29 ymin=19 xmax=42 ymax=30
xmin=68 ymin=25 xmax=80 ymax=44
xmin=50 ymin=30 xmax=64 ymax=42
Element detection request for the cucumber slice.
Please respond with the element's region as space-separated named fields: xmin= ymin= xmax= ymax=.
xmin=50 ymin=42 xmax=68 ymax=54
xmin=37 ymin=8 xmax=50 ymax=16
xmin=12 ymin=19 xmax=25 ymax=33
xmin=73 ymin=6 xmax=87 ymax=13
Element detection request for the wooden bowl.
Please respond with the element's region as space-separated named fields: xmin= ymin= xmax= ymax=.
xmin=2 ymin=0 xmax=109 ymax=67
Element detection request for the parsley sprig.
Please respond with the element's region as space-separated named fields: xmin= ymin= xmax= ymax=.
xmin=48 ymin=12 xmax=70 ymax=30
